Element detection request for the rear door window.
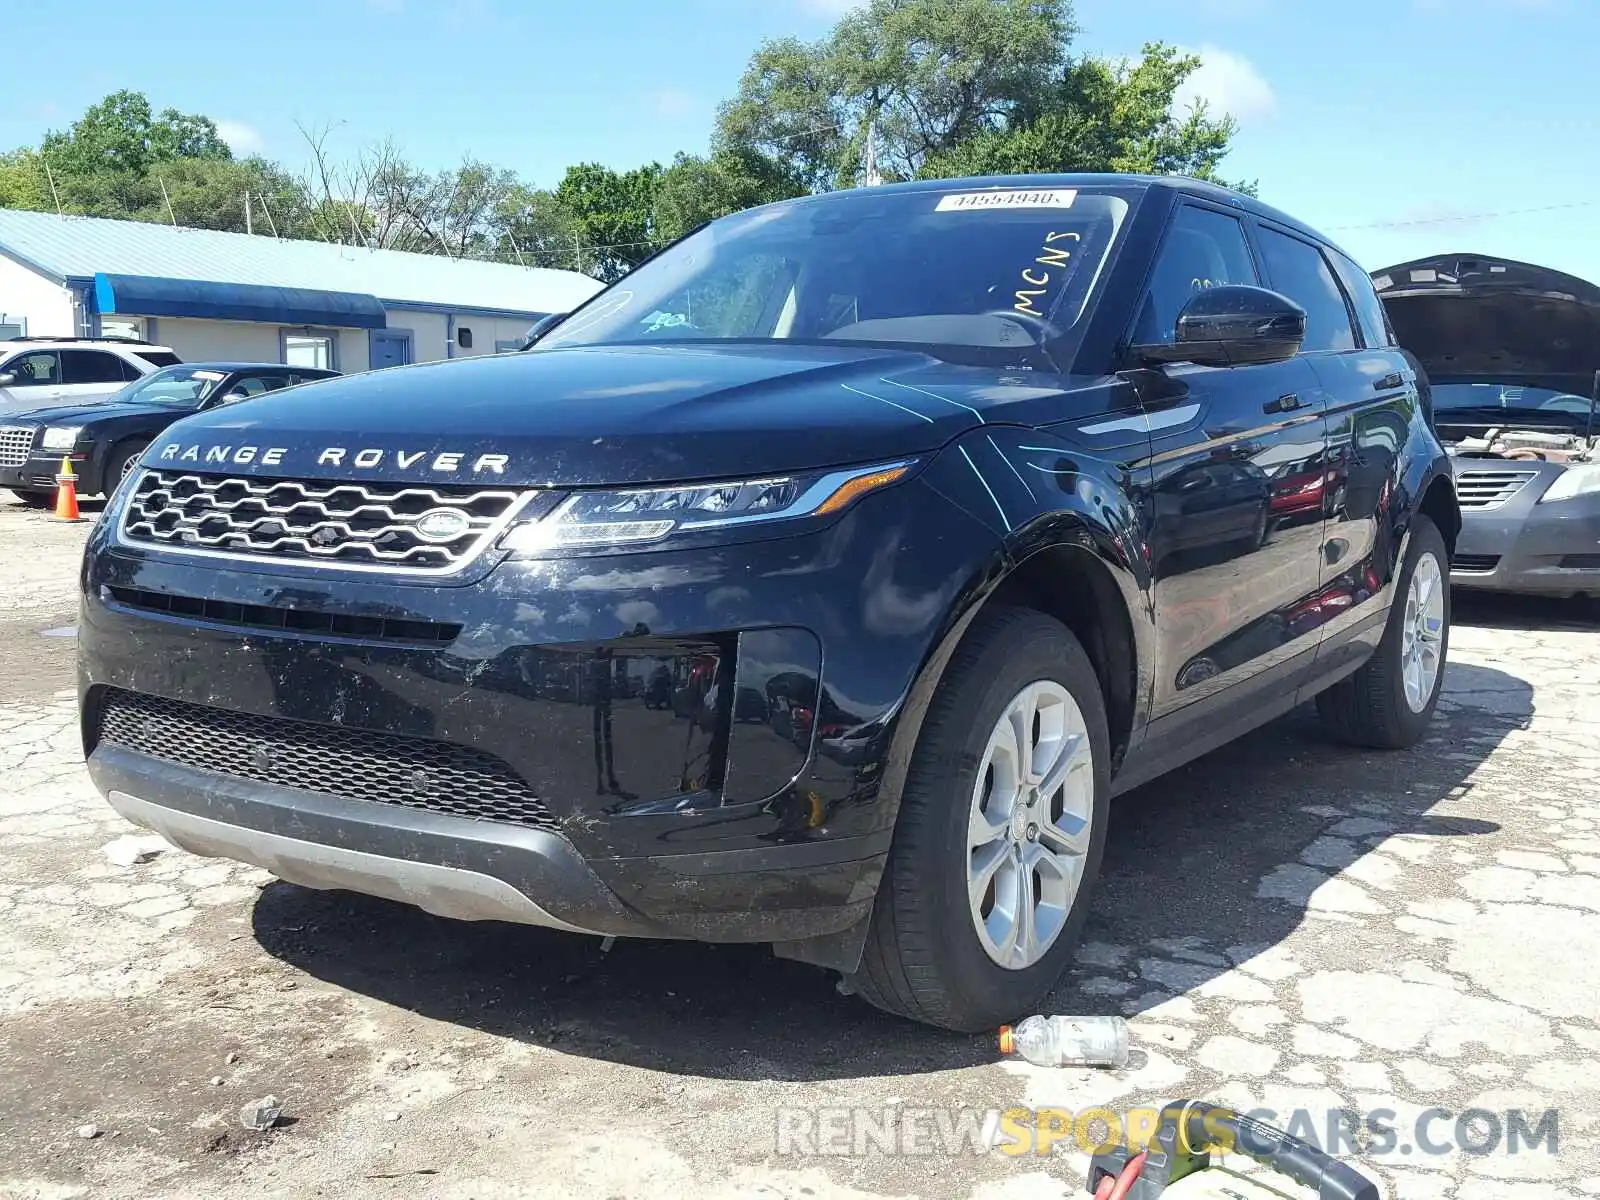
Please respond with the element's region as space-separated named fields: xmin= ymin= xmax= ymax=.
xmin=1257 ymin=228 xmax=1358 ymax=353
xmin=61 ymin=350 xmax=131 ymax=385
xmin=1132 ymin=205 xmax=1260 ymax=346
xmin=1328 ymin=251 xmax=1393 ymax=349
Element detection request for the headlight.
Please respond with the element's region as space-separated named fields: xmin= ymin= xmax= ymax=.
xmin=499 ymin=460 xmax=914 ymax=554
xmin=41 ymin=425 xmax=84 ymax=451
xmin=1538 ymin=462 xmax=1600 ymax=504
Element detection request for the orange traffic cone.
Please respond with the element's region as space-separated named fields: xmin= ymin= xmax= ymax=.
xmin=53 ymin=456 xmax=83 ymax=522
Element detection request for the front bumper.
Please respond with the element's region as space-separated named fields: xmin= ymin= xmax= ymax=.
xmin=78 ymin=474 xmax=999 ymax=943
xmin=1451 ymin=470 xmax=1600 ymax=596
xmin=0 ymin=450 xmax=92 ymax=495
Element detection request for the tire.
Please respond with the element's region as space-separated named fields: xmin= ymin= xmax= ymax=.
xmin=1315 ymin=514 xmax=1450 ymax=749
xmin=847 ymin=607 xmax=1111 ymax=1032
xmin=104 ymin=440 xmax=149 ymax=494
xmin=9 ymin=489 xmax=51 ymax=508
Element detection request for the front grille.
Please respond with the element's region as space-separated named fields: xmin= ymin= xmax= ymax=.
xmin=1452 ymin=554 xmax=1500 ymax=573
xmin=120 ymin=471 xmax=528 ymax=573
xmin=0 ymin=426 xmax=35 ymax=468
xmin=1559 ymin=554 xmax=1600 ymax=570
xmin=105 ymin=585 xmax=461 ymax=645
xmin=95 ymin=688 xmax=561 ymax=832
xmin=1453 ymin=468 xmax=1538 ymax=510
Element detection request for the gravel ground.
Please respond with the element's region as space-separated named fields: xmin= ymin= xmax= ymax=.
xmin=0 ymin=494 xmax=1596 ymax=1200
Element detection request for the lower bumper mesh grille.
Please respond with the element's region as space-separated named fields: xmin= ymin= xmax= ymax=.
xmin=94 ymin=688 xmax=560 ymax=832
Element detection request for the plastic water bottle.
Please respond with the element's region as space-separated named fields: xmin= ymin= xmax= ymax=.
xmin=998 ymin=1015 xmax=1130 ymax=1068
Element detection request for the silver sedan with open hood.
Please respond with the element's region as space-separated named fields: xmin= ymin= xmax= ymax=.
xmin=1374 ymin=254 xmax=1600 ymax=597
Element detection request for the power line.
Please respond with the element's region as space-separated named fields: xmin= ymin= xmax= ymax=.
xmin=1326 ymin=199 xmax=1600 ymax=232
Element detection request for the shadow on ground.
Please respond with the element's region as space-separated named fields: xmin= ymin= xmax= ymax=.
xmin=1452 ymin=590 xmax=1598 ymax=632
xmin=255 ymin=656 xmax=1532 ymax=1083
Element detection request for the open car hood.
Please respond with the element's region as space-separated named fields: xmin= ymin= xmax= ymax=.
xmin=1372 ymin=253 xmax=1600 ymax=392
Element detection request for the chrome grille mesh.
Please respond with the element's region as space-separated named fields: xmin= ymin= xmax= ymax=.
xmin=1452 ymin=468 xmax=1538 ymax=510
xmin=0 ymin=426 xmax=35 ymax=468
xmin=120 ymin=470 xmax=526 ymax=572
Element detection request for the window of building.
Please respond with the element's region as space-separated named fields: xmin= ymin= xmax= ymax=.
xmin=1257 ymin=228 xmax=1358 ymax=353
xmin=1131 ymin=206 xmax=1260 ymax=346
xmin=457 ymin=327 xmax=474 ymax=350
xmin=100 ymin=317 xmax=145 ymax=341
xmin=61 ymin=349 xmax=131 ymax=385
xmin=283 ymin=333 xmax=335 ymax=370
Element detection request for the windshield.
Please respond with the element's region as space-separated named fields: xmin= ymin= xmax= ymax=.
xmin=1433 ymin=382 xmax=1593 ymax=416
xmin=117 ymin=367 xmax=230 ymax=407
xmin=537 ymin=186 xmax=1134 ymax=367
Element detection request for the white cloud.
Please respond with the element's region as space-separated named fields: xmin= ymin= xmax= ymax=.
xmin=647 ymin=88 xmax=698 ymax=119
xmin=1176 ymin=46 xmax=1277 ymax=124
xmin=213 ymin=119 xmax=265 ymax=155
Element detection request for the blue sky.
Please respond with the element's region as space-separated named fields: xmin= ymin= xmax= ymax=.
xmin=1 ymin=0 xmax=1593 ymax=279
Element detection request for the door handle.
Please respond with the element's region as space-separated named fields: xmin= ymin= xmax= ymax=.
xmin=1263 ymin=393 xmax=1304 ymax=414
xmin=1374 ymin=372 xmax=1403 ymax=391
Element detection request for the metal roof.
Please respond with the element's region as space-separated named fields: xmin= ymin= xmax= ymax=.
xmin=0 ymin=207 xmax=603 ymax=316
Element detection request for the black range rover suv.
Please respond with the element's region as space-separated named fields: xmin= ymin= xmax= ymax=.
xmin=78 ymin=176 xmax=1460 ymax=1031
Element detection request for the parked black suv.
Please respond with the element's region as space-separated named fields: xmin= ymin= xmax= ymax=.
xmin=77 ymin=176 xmax=1459 ymax=1031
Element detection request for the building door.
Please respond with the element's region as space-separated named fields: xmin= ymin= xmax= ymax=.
xmin=369 ymin=330 xmax=412 ymax=371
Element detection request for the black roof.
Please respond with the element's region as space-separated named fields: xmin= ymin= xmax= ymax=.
xmin=751 ymin=173 xmax=1346 ymax=258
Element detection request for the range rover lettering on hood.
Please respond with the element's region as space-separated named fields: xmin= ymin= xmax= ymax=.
xmin=155 ymin=442 xmax=511 ymax=475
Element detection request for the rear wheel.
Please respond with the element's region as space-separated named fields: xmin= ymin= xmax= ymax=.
xmin=847 ymin=607 xmax=1110 ymax=1032
xmin=8 ymin=490 xmax=50 ymax=508
xmin=1315 ymin=514 xmax=1450 ymax=749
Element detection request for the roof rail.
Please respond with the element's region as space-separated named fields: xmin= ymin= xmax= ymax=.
xmin=4 ymin=335 xmax=159 ymax=346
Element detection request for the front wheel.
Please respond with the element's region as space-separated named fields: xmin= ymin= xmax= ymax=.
xmin=1315 ymin=514 xmax=1450 ymax=749
xmin=104 ymin=440 xmax=148 ymax=494
xmin=8 ymin=489 xmax=51 ymax=508
xmin=847 ymin=607 xmax=1110 ymax=1032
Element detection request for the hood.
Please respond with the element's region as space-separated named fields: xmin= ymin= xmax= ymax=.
xmin=1372 ymin=253 xmax=1600 ymax=391
xmin=0 ymin=400 xmax=190 ymax=426
xmin=150 ymin=343 xmax=1097 ymax=487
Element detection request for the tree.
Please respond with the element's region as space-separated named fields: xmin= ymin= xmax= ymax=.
xmin=920 ymin=44 xmax=1253 ymax=191
xmin=489 ymin=185 xmax=584 ymax=269
xmin=41 ymin=90 xmax=228 ymax=178
xmin=650 ymin=148 xmax=804 ymax=244
xmin=716 ymin=0 xmax=1077 ymax=191
xmin=552 ymin=162 xmax=665 ymax=281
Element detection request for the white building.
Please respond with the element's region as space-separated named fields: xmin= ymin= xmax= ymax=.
xmin=0 ymin=207 xmax=603 ymax=372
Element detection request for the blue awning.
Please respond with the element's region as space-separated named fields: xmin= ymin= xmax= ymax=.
xmin=93 ymin=273 xmax=387 ymax=329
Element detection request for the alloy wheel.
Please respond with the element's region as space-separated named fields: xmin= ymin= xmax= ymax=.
xmin=967 ymin=680 xmax=1095 ymax=970
xmin=1401 ymin=551 xmax=1446 ymax=713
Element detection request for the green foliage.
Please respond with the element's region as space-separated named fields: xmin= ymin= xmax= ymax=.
xmin=0 ymin=29 xmax=1248 ymax=280
xmin=651 ymin=149 xmax=804 ymax=244
xmin=553 ymin=162 xmax=665 ymax=281
xmin=920 ymin=43 xmax=1255 ymax=193
xmin=716 ymin=0 xmax=1077 ymax=190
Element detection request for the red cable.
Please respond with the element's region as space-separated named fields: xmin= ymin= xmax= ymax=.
xmin=1093 ymin=1151 xmax=1148 ymax=1200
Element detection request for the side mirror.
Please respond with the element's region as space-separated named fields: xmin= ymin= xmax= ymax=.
xmin=0 ymin=372 xmax=15 ymax=387
xmin=1133 ymin=285 xmax=1306 ymax=368
xmin=521 ymin=312 xmax=567 ymax=349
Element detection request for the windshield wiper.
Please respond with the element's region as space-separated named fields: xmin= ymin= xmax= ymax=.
xmin=1435 ymin=405 xmax=1577 ymax=421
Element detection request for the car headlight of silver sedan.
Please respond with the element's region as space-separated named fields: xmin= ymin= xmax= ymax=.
xmin=1539 ymin=462 xmax=1600 ymax=504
